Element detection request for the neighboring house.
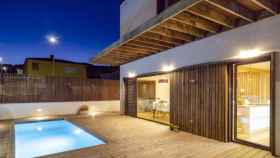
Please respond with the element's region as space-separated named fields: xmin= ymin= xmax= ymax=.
xmin=92 ymin=0 xmax=280 ymax=156
xmin=24 ymin=55 xmax=88 ymax=78
xmin=0 ymin=64 xmax=24 ymax=75
xmin=24 ymin=55 xmax=119 ymax=79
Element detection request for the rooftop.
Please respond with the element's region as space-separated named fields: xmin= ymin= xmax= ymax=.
xmin=25 ymin=57 xmax=90 ymax=66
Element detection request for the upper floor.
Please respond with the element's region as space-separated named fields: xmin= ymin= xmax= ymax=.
xmin=120 ymin=0 xmax=179 ymax=36
xmin=93 ymin=0 xmax=280 ymax=66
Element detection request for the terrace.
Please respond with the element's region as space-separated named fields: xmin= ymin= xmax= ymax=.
xmin=0 ymin=113 xmax=275 ymax=158
xmin=1 ymin=0 xmax=280 ymax=157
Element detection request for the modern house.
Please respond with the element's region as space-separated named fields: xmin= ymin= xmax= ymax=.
xmin=92 ymin=0 xmax=280 ymax=156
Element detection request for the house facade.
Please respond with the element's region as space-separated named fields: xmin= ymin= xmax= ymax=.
xmin=24 ymin=56 xmax=88 ymax=78
xmin=92 ymin=0 xmax=280 ymax=156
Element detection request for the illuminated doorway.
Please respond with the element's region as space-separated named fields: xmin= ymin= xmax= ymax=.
xmin=137 ymin=74 xmax=170 ymax=124
xmin=234 ymin=60 xmax=271 ymax=148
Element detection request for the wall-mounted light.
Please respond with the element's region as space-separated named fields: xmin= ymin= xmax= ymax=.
xmin=161 ymin=64 xmax=175 ymax=72
xmin=2 ymin=66 xmax=7 ymax=72
xmin=128 ymin=72 xmax=137 ymax=78
xmin=36 ymin=108 xmax=42 ymax=112
xmin=237 ymin=48 xmax=265 ymax=59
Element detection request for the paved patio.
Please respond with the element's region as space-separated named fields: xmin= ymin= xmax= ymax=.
xmin=0 ymin=113 xmax=276 ymax=158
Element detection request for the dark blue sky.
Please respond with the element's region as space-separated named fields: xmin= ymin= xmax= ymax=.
xmin=0 ymin=0 xmax=122 ymax=64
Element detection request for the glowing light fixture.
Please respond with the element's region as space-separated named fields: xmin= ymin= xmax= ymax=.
xmin=74 ymin=129 xmax=82 ymax=135
xmin=47 ymin=34 xmax=59 ymax=45
xmin=36 ymin=108 xmax=42 ymax=112
xmin=37 ymin=127 xmax=43 ymax=131
xmin=128 ymin=72 xmax=136 ymax=78
xmin=237 ymin=48 xmax=264 ymax=59
xmin=2 ymin=66 xmax=7 ymax=72
xmin=161 ymin=64 xmax=175 ymax=72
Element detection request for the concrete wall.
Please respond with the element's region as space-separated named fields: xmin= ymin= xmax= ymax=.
xmin=120 ymin=0 xmax=157 ymax=37
xmin=120 ymin=14 xmax=280 ymax=156
xmin=0 ymin=100 xmax=120 ymax=120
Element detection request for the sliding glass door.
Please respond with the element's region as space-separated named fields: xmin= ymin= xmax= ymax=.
xmin=235 ymin=61 xmax=271 ymax=148
xmin=137 ymin=74 xmax=170 ymax=124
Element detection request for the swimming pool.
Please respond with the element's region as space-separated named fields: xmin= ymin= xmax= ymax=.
xmin=15 ymin=120 xmax=105 ymax=158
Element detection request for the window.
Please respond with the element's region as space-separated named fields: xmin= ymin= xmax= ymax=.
xmin=64 ymin=67 xmax=80 ymax=74
xmin=157 ymin=0 xmax=179 ymax=14
xmin=32 ymin=63 xmax=39 ymax=71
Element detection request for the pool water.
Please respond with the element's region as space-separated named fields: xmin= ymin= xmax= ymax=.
xmin=15 ymin=120 xmax=105 ymax=158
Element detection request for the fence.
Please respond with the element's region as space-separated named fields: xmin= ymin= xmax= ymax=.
xmin=0 ymin=74 xmax=120 ymax=103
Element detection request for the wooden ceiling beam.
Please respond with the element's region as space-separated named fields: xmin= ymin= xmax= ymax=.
xmin=142 ymin=32 xmax=186 ymax=45
xmin=134 ymin=37 xmax=174 ymax=49
xmin=205 ymin=0 xmax=256 ymax=22
xmin=129 ymin=40 xmax=169 ymax=50
xmin=187 ymin=3 xmax=236 ymax=28
xmin=121 ymin=45 xmax=157 ymax=53
xmin=115 ymin=48 xmax=151 ymax=55
xmin=95 ymin=58 xmax=124 ymax=64
xmin=125 ymin=43 xmax=163 ymax=52
xmin=106 ymin=55 xmax=132 ymax=60
xmin=150 ymin=26 xmax=194 ymax=41
xmin=172 ymin=11 xmax=220 ymax=33
xmin=252 ymin=0 xmax=278 ymax=15
xmin=161 ymin=19 xmax=206 ymax=37
xmin=110 ymin=51 xmax=142 ymax=58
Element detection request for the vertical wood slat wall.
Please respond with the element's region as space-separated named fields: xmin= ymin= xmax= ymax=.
xmin=0 ymin=74 xmax=120 ymax=103
xmin=170 ymin=64 xmax=229 ymax=142
xmin=124 ymin=78 xmax=137 ymax=117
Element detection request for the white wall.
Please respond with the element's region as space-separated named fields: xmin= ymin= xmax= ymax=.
xmin=0 ymin=100 xmax=120 ymax=120
xmin=120 ymin=0 xmax=157 ymax=37
xmin=120 ymin=14 xmax=280 ymax=156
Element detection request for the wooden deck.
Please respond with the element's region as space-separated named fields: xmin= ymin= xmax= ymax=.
xmin=0 ymin=113 xmax=277 ymax=158
xmin=0 ymin=121 xmax=11 ymax=158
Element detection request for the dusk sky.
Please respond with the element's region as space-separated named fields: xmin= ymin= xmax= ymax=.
xmin=0 ymin=0 xmax=122 ymax=64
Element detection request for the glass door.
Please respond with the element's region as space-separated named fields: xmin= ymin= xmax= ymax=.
xmin=137 ymin=74 xmax=170 ymax=124
xmin=234 ymin=61 xmax=271 ymax=148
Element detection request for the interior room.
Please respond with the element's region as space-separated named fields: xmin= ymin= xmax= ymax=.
xmin=137 ymin=74 xmax=170 ymax=124
xmin=235 ymin=61 xmax=271 ymax=147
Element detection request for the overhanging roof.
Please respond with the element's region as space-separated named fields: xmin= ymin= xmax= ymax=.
xmin=92 ymin=0 xmax=280 ymax=66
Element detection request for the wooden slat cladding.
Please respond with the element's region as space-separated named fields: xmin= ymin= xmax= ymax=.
xmin=0 ymin=74 xmax=120 ymax=103
xmin=170 ymin=64 xmax=229 ymax=142
xmin=124 ymin=78 xmax=137 ymax=117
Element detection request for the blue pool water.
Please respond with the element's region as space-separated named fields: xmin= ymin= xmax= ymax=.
xmin=15 ymin=120 xmax=105 ymax=158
